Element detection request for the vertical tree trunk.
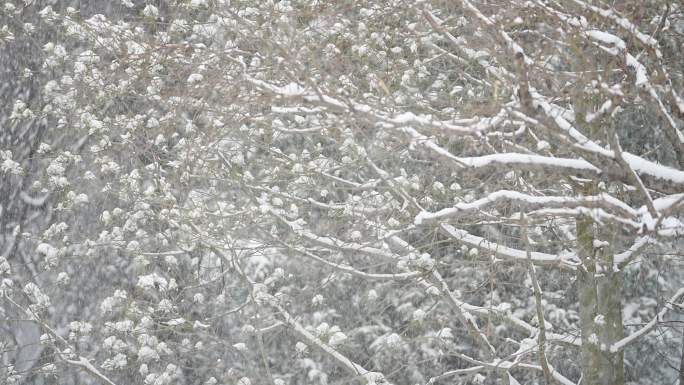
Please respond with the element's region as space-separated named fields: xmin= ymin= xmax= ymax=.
xmin=577 ymin=216 xmax=602 ymax=384
xmin=596 ymin=263 xmax=625 ymax=385
xmin=679 ymin=330 xmax=684 ymax=385
xmin=576 ymin=216 xmax=625 ymax=385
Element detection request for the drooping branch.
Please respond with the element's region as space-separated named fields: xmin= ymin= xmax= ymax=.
xmin=415 ymin=190 xmax=637 ymax=225
xmin=610 ymin=288 xmax=684 ymax=353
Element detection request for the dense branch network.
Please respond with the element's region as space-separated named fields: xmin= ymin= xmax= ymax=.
xmin=1 ymin=1 xmax=683 ymax=385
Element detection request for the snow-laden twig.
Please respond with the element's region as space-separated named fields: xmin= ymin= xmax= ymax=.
xmin=515 ymin=362 xmax=577 ymax=385
xmin=613 ymin=236 xmax=653 ymax=268
xmin=438 ymin=223 xmax=579 ymax=270
xmin=584 ymin=31 xmax=684 ymax=161
xmin=538 ymin=1 xmax=684 ymax=167
xmin=432 ymin=340 xmax=577 ymax=385
xmin=523 ymin=207 xmax=640 ymax=230
xmin=610 ymin=288 xmax=684 ymax=352
xmin=530 ymin=89 xmax=684 ymax=193
xmin=245 ymin=75 xmax=507 ymax=137
xmin=426 ymin=365 xmax=485 ymax=384
xmin=568 ymin=0 xmax=658 ymax=52
xmin=450 ymin=0 xmax=531 ymax=65
xmin=389 ymin=235 xmax=580 ymax=350
xmin=606 ymin=127 xmax=658 ymax=218
xmin=415 ymin=190 xmax=637 ymax=225
xmin=4 ymin=294 xmax=119 ymax=385
xmin=521 ymin=213 xmax=553 ymax=384
xmin=272 ymin=301 xmax=392 ymax=384
xmin=249 ymin=184 xmax=389 ymax=216
xmin=247 ymin=71 xmax=684 ymax=193
xmin=430 ymin=270 xmax=497 ymax=356
xmin=270 ymin=233 xmax=422 ymax=281
xmin=400 ymin=125 xmax=603 ymax=178
xmin=64 ymin=357 xmax=119 ymax=385
xmin=422 ymin=10 xmax=509 ymax=82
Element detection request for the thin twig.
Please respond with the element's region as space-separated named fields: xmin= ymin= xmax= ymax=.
xmin=521 ymin=212 xmax=553 ymax=384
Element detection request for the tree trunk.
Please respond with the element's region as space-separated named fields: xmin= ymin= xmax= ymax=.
xmin=576 ymin=216 xmax=625 ymax=385
xmin=679 ymin=330 xmax=684 ymax=385
xmin=596 ymin=261 xmax=624 ymax=385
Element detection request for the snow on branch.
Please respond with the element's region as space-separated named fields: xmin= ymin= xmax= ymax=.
xmin=613 ymin=236 xmax=654 ymax=269
xmin=5 ymin=294 xmax=120 ymax=385
xmin=272 ymin=301 xmax=392 ymax=385
xmin=388 ymin=235 xmax=580 ymax=352
xmin=277 ymin=240 xmax=423 ymax=281
xmin=415 ymin=191 xmax=637 ymax=225
xmin=569 ymin=0 xmax=660 ymax=55
xmin=422 ymin=10 xmax=510 ymax=82
xmin=437 ymin=223 xmax=579 ymax=270
xmin=609 ymin=288 xmax=684 ymax=353
xmin=531 ymin=91 xmax=684 ymax=192
xmin=245 ymin=75 xmax=510 ymax=137
xmin=452 ymin=152 xmax=601 ymax=176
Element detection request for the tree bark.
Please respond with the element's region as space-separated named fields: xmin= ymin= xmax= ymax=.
xmin=596 ymin=261 xmax=625 ymax=385
xmin=679 ymin=330 xmax=684 ymax=385
xmin=576 ymin=216 xmax=625 ymax=385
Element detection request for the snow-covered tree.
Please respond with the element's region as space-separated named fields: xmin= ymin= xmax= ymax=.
xmin=2 ymin=1 xmax=684 ymax=385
